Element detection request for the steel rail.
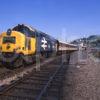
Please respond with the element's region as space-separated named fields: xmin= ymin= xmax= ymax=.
xmin=36 ymin=63 xmax=64 ymax=100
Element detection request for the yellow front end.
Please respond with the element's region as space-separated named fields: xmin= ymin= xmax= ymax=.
xmin=0 ymin=31 xmax=36 ymax=55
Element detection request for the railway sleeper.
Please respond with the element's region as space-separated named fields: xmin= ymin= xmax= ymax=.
xmin=8 ymin=85 xmax=61 ymax=99
xmin=20 ymin=81 xmax=62 ymax=87
xmin=43 ymin=90 xmax=61 ymax=98
xmin=7 ymin=88 xmax=40 ymax=96
xmin=39 ymin=88 xmax=61 ymax=96
xmin=31 ymin=70 xmax=51 ymax=74
xmin=41 ymin=96 xmax=60 ymax=100
xmin=39 ymin=68 xmax=58 ymax=72
xmin=20 ymin=81 xmax=47 ymax=85
xmin=14 ymin=85 xmax=44 ymax=91
xmin=22 ymin=79 xmax=48 ymax=84
xmin=25 ymin=76 xmax=64 ymax=85
xmin=15 ymin=83 xmax=45 ymax=89
xmin=0 ymin=94 xmax=36 ymax=100
xmin=54 ymin=74 xmax=65 ymax=78
xmin=27 ymin=77 xmax=50 ymax=81
xmin=30 ymin=74 xmax=51 ymax=78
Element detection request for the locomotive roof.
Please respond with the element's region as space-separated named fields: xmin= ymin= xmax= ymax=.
xmin=12 ymin=24 xmax=36 ymax=37
xmin=12 ymin=24 xmax=57 ymax=42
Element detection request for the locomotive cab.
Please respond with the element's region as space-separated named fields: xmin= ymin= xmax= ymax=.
xmin=1 ymin=30 xmax=25 ymax=54
xmin=12 ymin=24 xmax=36 ymax=55
xmin=0 ymin=26 xmax=36 ymax=69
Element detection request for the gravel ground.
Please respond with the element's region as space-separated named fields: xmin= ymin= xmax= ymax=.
xmin=63 ymin=51 xmax=100 ymax=100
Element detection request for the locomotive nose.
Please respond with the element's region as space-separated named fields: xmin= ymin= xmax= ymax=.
xmin=2 ymin=34 xmax=16 ymax=52
xmin=6 ymin=44 xmax=11 ymax=49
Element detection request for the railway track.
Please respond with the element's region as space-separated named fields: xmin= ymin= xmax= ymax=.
xmin=0 ymin=55 xmax=69 ymax=100
xmin=0 ymin=56 xmax=57 ymax=86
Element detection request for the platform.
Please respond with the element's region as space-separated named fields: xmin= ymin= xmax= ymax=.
xmin=63 ymin=50 xmax=100 ymax=100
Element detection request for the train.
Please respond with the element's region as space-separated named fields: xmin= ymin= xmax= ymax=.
xmin=0 ymin=24 xmax=77 ymax=69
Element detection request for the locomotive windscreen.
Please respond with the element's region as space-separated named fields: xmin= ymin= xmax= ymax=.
xmin=12 ymin=25 xmax=35 ymax=37
xmin=3 ymin=37 xmax=16 ymax=44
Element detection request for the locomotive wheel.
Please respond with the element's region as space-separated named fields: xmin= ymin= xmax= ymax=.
xmin=3 ymin=56 xmax=23 ymax=70
xmin=14 ymin=55 xmax=24 ymax=68
xmin=2 ymin=62 xmax=14 ymax=70
xmin=41 ymin=52 xmax=50 ymax=58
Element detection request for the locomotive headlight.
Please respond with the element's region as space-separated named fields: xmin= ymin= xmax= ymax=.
xmin=7 ymin=29 xmax=12 ymax=36
xmin=18 ymin=47 xmax=21 ymax=49
xmin=15 ymin=47 xmax=21 ymax=51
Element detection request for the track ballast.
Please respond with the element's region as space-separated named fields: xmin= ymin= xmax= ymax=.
xmin=0 ymin=55 xmax=69 ymax=100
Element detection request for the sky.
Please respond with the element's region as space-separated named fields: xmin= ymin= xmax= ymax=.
xmin=0 ymin=0 xmax=100 ymax=41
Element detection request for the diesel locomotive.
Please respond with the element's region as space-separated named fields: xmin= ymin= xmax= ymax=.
xmin=0 ymin=24 xmax=59 ymax=69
